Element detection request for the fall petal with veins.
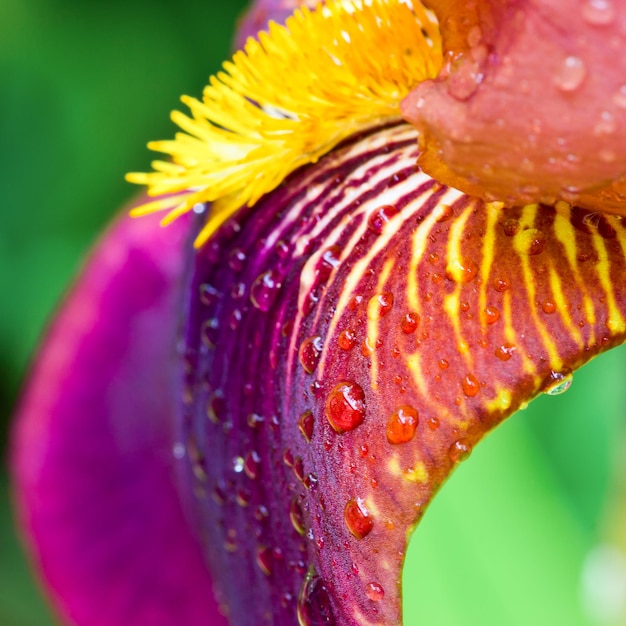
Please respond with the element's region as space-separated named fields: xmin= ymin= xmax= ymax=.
xmin=179 ymin=122 xmax=626 ymax=625
xmin=402 ymin=0 xmax=626 ymax=213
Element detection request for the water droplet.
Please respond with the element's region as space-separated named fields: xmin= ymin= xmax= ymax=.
xmin=276 ymin=240 xmax=290 ymax=258
xmin=366 ymin=582 xmax=385 ymax=602
xmin=494 ymin=343 xmax=516 ymax=361
xmin=338 ymin=329 xmax=356 ymax=350
xmin=283 ymin=448 xmax=295 ymax=467
xmin=299 ymin=336 xmax=324 ymax=373
xmin=515 ymin=228 xmax=545 ymax=255
xmin=250 ymin=270 xmax=282 ymax=311
xmin=232 ymin=456 xmax=245 ymax=473
xmin=229 ymin=309 xmax=242 ymax=330
xmin=367 ymin=204 xmax=398 ymax=234
xmin=494 ymin=278 xmax=510 ymax=292
xmin=256 ymin=545 xmax=273 ymax=576
xmin=401 ymin=312 xmax=419 ymax=333
xmin=293 ymin=457 xmax=305 ymax=482
xmin=228 ymin=248 xmax=246 ymax=272
xmin=554 ymin=56 xmax=586 ymax=92
xmin=485 ymin=306 xmax=501 ymax=324
xmin=543 ymin=370 xmax=573 ymax=395
xmin=207 ymin=391 xmax=225 ymax=424
xmin=344 ymin=499 xmax=374 ymax=539
xmin=581 ymin=0 xmax=615 ymax=25
xmin=503 ymin=218 xmax=520 ymax=237
xmin=446 ymin=257 xmax=478 ymax=283
xmin=367 ymin=292 xmax=394 ymax=320
xmin=449 ymin=439 xmax=472 ymax=463
xmin=325 ymin=381 xmax=366 ymax=433
xmin=244 ymin=450 xmax=261 ymax=479
xmin=247 ymin=412 xmax=264 ymax=428
xmin=462 ymin=373 xmax=480 ymax=397
xmin=201 ymin=317 xmax=220 ymax=348
xmin=298 ymin=410 xmax=315 ymax=443
xmin=297 ymin=569 xmax=335 ymax=626
xmin=439 ymin=358 xmax=449 ymax=370
xmin=199 ymin=283 xmax=220 ymax=306
xmin=542 ymin=300 xmax=557 ymax=314
xmin=290 ymin=497 xmax=306 ymax=536
xmin=386 ymin=405 xmax=419 ymax=444
xmin=446 ymin=55 xmax=482 ymax=100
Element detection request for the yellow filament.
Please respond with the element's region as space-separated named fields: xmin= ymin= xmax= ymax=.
xmin=126 ymin=0 xmax=441 ymax=246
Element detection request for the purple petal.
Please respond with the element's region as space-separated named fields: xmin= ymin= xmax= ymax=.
xmin=11 ymin=206 xmax=228 ymax=626
xmin=179 ymin=122 xmax=626 ymax=625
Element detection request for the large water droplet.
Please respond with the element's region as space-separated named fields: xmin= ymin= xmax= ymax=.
xmin=297 ymin=569 xmax=335 ymax=626
xmin=250 ymin=270 xmax=282 ymax=311
xmin=325 ymin=381 xmax=366 ymax=433
xmin=484 ymin=306 xmax=501 ymax=324
xmin=367 ymin=204 xmax=398 ymax=234
xmin=543 ymin=370 xmax=573 ymax=395
xmin=401 ymin=312 xmax=419 ymax=334
xmin=554 ymin=56 xmax=586 ymax=92
xmin=366 ymin=582 xmax=385 ymax=602
xmin=386 ymin=405 xmax=419 ymax=444
xmin=201 ymin=317 xmax=220 ymax=348
xmin=338 ymin=329 xmax=356 ymax=350
xmin=494 ymin=343 xmax=516 ymax=361
xmin=299 ymin=336 xmax=324 ymax=373
xmin=462 ymin=373 xmax=480 ymax=397
xmin=367 ymin=292 xmax=394 ymax=320
xmin=344 ymin=498 xmax=374 ymax=539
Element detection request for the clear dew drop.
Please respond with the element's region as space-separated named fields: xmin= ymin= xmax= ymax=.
xmin=344 ymin=498 xmax=374 ymax=539
xmin=338 ymin=329 xmax=356 ymax=350
xmin=449 ymin=439 xmax=472 ymax=463
xmin=244 ymin=450 xmax=261 ymax=480
xmin=554 ymin=56 xmax=586 ymax=92
xmin=325 ymin=381 xmax=366 ymax=433
xmin=386 ymin=405 xmax=419 ymax=444
xmin=250 ymin=270 xmax=282 ymax=311
xmin=366 ymin=582 xmax=385 ymax=603
xmin=299 ymin=336 xmax=324 ymax=374
xmin=581 ymin=0 xmax=615 ymax=25
xmin=297 ymin=569 xmax=336 ymax=626
xmin=543 ymin=370 xmax=573 ymax=395
xmin=367 ymin=204 xmax=398 ymax=234
xmin=401 ymin=312 xmax=419 ymax=334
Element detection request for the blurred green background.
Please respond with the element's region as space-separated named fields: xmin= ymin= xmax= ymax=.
xmin=2 ymin=0 xmax=626 ymax=625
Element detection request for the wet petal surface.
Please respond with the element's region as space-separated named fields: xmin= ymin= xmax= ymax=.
xmin=180 ymin=123 xmax=626 ymax=624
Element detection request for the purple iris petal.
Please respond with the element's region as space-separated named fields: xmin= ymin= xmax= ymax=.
xmin=11 ymin=207 xmax=228 ymax=626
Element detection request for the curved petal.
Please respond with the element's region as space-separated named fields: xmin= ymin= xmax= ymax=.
xmin=11 ymin=207 xmax=228 ymax=626
xmin=402 ymin=0 xmax=626 ymax=213
xmin=180 ymin=122 xmax=626 ymax=625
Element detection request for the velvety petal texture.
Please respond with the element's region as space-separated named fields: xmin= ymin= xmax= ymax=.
xmin=402 ymin=0 xmax=626 ymax=213
xmin=180 ymin=122 xmax=626 ymax=625
xmin=11 ymin=209 xmax=228 ymax=626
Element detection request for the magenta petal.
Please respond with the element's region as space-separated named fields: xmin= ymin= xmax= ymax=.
xmin=11 ymin=207 xmax=227 ymax=626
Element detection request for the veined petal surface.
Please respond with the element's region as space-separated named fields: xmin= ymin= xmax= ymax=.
xmin=180 ymin=122 xmax=626 ymax=625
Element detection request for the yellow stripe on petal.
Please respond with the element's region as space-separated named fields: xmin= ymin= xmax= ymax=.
xmin=126 ymin=0 xmax=441 ymax=246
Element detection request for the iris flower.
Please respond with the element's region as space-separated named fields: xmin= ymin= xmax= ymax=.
xmin=11 ymin=0 xmax=626 ymax=624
